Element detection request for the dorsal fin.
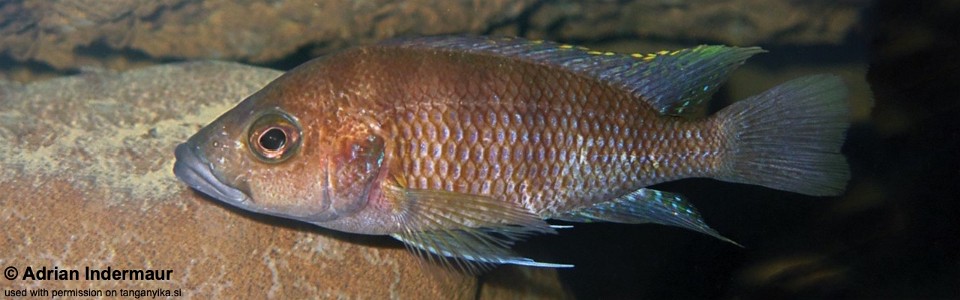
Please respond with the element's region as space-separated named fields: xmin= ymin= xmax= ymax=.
xmin=378 ymin=36 xmax=765 ymax=116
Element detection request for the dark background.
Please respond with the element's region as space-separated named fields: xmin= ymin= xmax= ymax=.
xmin=523 ymin=0 xmax=960 ymax=298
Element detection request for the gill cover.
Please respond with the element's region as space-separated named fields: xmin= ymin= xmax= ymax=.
xmin=312 ymin=120 xmax=387 ymax=222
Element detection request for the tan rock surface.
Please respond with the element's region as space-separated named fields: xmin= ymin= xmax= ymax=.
xmin=0 ymin=0 xmax=535 ymax=77
xmin=0 ymin=61 xmax=566 ymax=298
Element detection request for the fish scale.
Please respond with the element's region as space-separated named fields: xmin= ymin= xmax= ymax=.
xmin=380 ymin=48 xmax=717 ymax=217
xmin=173 ymin=36 xmax=850 ymax=270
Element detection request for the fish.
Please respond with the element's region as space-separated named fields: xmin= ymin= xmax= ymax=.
xmin=173 ymin=36 xmax=850 ymax=271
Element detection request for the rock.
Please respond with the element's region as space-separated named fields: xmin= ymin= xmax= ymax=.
xmin=0 ymin=0 xmax=868 ymax=82
xmin=517 ymin=0 xmax=865 ymax=46
xmin=0 ymin=0 xmax=535 ymax=79
xmin=0 ymin=61 xmax=567 ymax=298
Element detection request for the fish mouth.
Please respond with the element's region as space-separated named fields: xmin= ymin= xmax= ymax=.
xmin=173 ymin=142 xmax=249 ymax=204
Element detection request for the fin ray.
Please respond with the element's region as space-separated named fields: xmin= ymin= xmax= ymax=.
xmin=554 ymin=188 xmax=738 ymax=245
xmin=380 ymin=35 xmax=764 ymax=116
xmin=714 ymin=74 xmax=850 ymax=196
xmin=391 ymin=228 xmax=573 ymax=273
xmin=384 ymin=184 xmax=568 ymax=272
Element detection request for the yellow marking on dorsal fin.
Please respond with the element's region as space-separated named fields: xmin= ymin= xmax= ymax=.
xmin=559 ymin=44 xmax=574 ymax=49
xmin=586 ymin=50 xmax=603 ymax=55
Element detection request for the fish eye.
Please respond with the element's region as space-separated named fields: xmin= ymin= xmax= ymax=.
xmin=248 ymin=112 xmax=301 ymax=163
xmin=259 ymin=128 xmax=286 ymax=150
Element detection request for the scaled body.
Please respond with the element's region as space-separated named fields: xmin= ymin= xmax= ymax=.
xmin=353 ymin=44 xmax=718 ymax=216
xmin=173 ymin=36 xmax=850 ymax=269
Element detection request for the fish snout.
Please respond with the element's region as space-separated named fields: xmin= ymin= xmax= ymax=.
xmin=173 ymin=142 xmax=249 ymax=204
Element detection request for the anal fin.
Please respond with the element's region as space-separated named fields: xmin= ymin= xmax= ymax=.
xmin=554 ymin=188 xmax=738 ymax=245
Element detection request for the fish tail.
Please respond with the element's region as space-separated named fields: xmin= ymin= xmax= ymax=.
xmin=713 ymin=74 xmax=851 ymax=196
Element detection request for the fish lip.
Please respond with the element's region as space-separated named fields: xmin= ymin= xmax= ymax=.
xmin=173 ymin=142 xmax=249 ymax=204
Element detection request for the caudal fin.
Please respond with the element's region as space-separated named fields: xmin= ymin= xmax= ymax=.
xmin=714 ymin=75 xmax=850 ymax=196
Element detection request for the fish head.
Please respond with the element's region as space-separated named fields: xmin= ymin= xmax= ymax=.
xmin=173 ymin=63 xmax=387 ymax=227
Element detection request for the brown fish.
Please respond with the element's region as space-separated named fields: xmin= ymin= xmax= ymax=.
xmin=173 ymin=36 xmax=850 ymax=270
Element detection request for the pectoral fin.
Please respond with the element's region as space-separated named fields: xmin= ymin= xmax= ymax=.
xmin=391 ymin=229 xmax=573 ymax=273
xmin=383 ymin=184 xmax=571 ymax=272
xmin=555 ymin=188 xmax=738 ymax=245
